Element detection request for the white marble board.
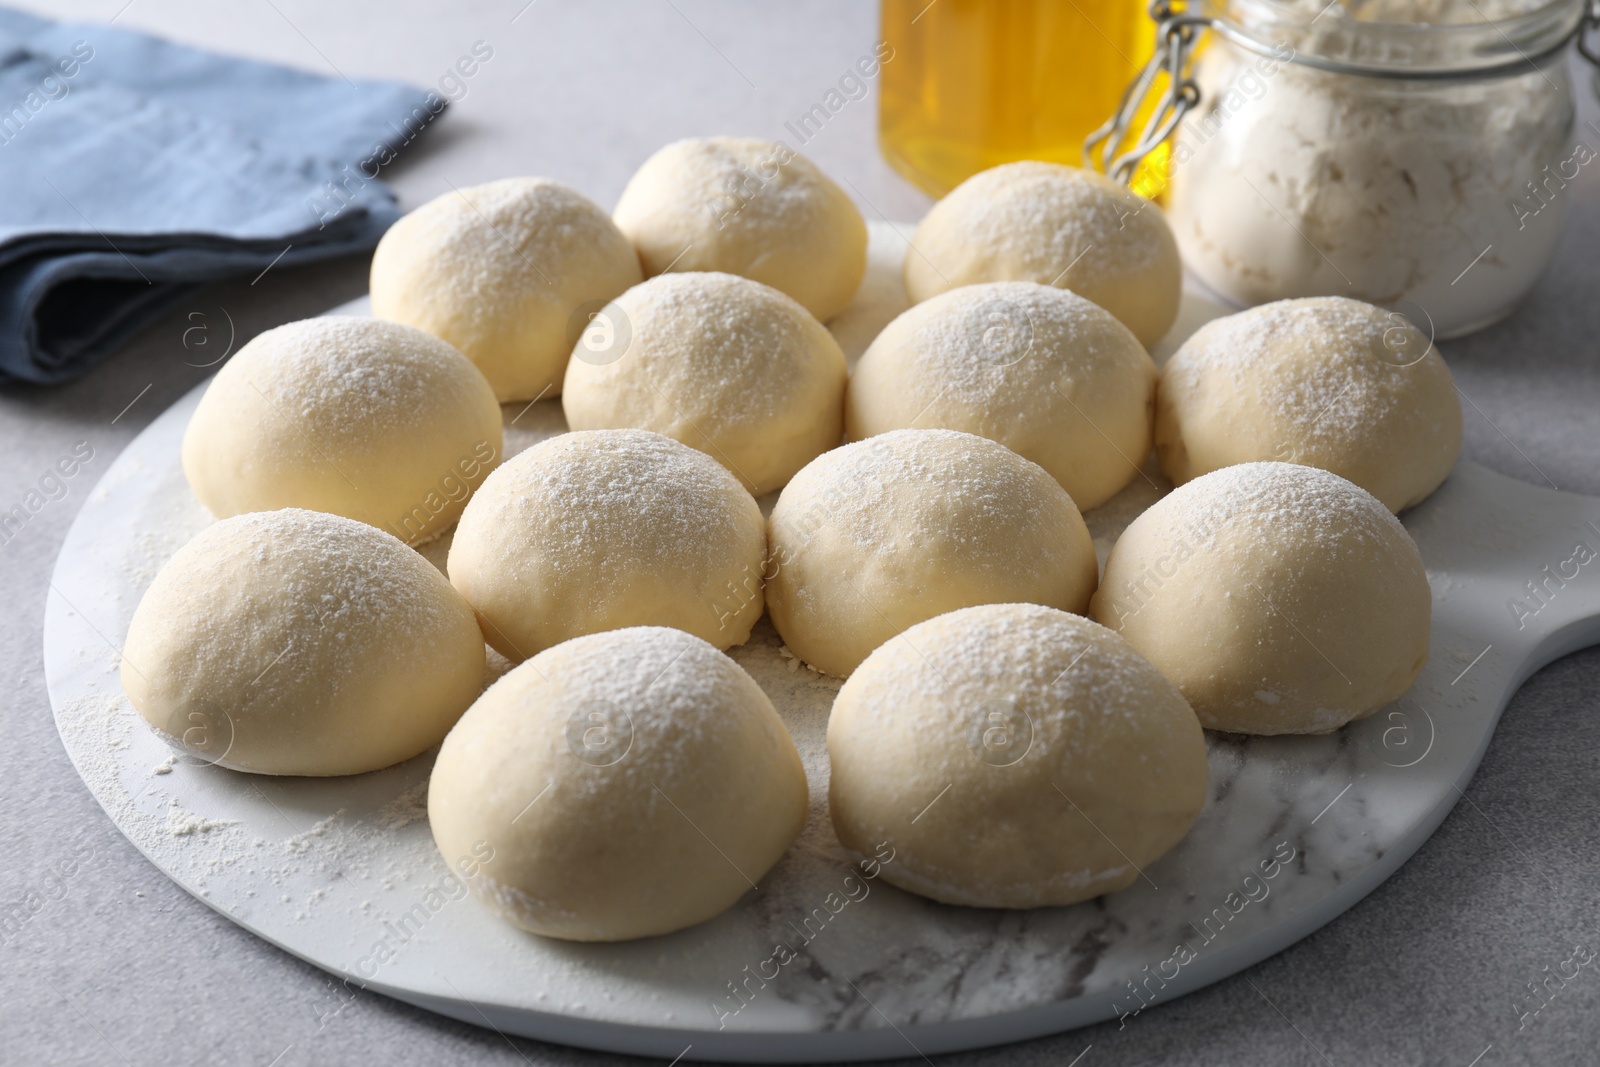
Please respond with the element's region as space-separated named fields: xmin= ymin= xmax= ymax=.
xmin=41 ymin=223 xmax=1600 ymax=1062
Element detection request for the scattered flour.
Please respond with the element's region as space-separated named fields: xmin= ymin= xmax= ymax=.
xmin=165 ymin=798 xmax=239 ymax=837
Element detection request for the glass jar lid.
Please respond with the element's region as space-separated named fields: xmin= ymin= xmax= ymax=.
xmin=1218 ymin=0 xmax=1590 ymax=77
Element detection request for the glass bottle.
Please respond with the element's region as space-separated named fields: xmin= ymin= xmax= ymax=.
xmin=880 ymin=0 xmax=1162 ymax=197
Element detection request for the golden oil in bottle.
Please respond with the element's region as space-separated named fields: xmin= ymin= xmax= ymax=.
xmin=879 ymin=0 xmax=1166 ymax=198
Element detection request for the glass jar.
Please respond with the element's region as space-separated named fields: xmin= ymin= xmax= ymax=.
xmin=879 ymin=0 xmax=1160 ymax=197
xmin=1092 ymin=0 xmax=1599 ymax=337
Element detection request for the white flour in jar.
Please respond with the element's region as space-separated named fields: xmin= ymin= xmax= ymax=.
xmin=1165 ymin=1 xmax=1577 ymax=337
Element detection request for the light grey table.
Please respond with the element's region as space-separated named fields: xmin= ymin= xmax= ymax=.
xmin=2 ymin=2 xmax=1597 ymax=1064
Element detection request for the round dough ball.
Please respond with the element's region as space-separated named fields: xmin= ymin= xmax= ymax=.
xmin=828 ymin=603 xmax=1207 ymax=908
xmin=182 ymin=317 xmax=502 ymax=545
xmin=562 ymin=272 xmax=847 ymax=496
xmin=122 ymin=509 xmax=485 ymax=776
xmin=767 ymin=429 xmax=1099 ymax=678
xmin=448 ymin=429 xmax=766 ymax=660
xmin=1156 ymin=297 xmax=1464 ymax=512
xmin=612 ymin=137 xmax=867 ymax=322
xmin=1090 ymin=462 xmax=1430 ymax=735
xmin=429 ymin=626 xmax=807 ymax=941
xmin=847 ymin=281 xmax=1157 ymax=511
xmin=905 ymin=162 xmax=1181 ymax=346
xmin=370 ymin=177 xmax=642 ymax=401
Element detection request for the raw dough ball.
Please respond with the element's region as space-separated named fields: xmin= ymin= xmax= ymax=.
xmin=1090 ymin=462 xmax=1430 ymax=735
xmin=767 ymin=429 xmax=1098 ymax=678
xmin=182 ymin=317 xmax=502 ymax=545
xmin=370 ymin=177 xmax=642 ymax=401
xmin=612 ymin=137 xmax=867 ymax=321
xmin=828 ymin=603 xmax=1207 ymax=908
xmin=122 ymin=509 xmax=485 ymax=776
xmin=1156 ymin=297 xmax=1463 ymax=512
xmin=562 ymin=272 xmax=847 ymax=495
xmin=428 ymin=626 xmax=808 ymax=941
xmin=448 ymin=429 xmax=766 ymax=660
xmin=904 ymin=161 xmax=1181 ymax=346
xmin=847 ymin=281 xmax=1157 ymax=510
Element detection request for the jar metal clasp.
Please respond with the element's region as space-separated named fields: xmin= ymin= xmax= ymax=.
xmin=1085 ymin=0 xmax=1210 ymax=185
xmin=1578 ymin=0 xmax=1600 ymax=69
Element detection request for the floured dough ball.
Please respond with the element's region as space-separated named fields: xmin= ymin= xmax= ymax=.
xmin=429 ymin=626 xmax=807 ymax=941
xmin=562 ymin=272 xmax=847 ymax=495
xmin=1090 ymin=462 xmax=1430 ymax=735
xmin=448 ymin=429 xmax=766 ymax=660
xmin=182 ymin=318 xmax=502 ymax=546
xmin=767 ymin=429 xmax=1098 ymax=678
xmin=847 ymin=281 xmax=1157 ymax=510
xmin=122 ymin=510 xmax=485 ymax=776
xmin=612 ymin=137 xmax=867 ymax=321
xmin=1156 ymin=297 xmax=1463 ymax=512
xmin=905 ymin=161 xmax=1181 ymax=346
xmin=828 ymin=603 xmax=1207 ymax=908
xmin=370 ymin=177 xmax=642 ymax=401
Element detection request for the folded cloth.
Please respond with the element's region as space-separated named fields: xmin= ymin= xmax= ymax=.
xmin=0 ymin=9 xmax=443 ymax=384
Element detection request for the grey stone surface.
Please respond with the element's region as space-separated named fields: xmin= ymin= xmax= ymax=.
xmin=0 ymin=2 xmax=1596 ymax=1064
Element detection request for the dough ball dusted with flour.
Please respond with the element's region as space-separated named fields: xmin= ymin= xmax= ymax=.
xmin=182 ymin=317 xmax=502 ymax=545
xmin=448 ymin=430 xmax=766 ymax=660
xmin=904 ymin=162 xmax=1181 ymax=346
xmin=562 ymin=272 xmax=847 ymax=496
xmin=429 ymin=626 xmax=808 ymax=941
xmin=767 ymin=429 xmax=1099 ymax=678
xmin=122 ymin=510 xmax=485 ymax=776
xmin=847 ymin=281 xmax=1157 ymax=510
xmin=612 ymin=137 xmax=867 ymax=321
xmin=828 ymin=604 xmax=1207 ymax=908
xmin=1090 ymin=462 xmax=1431 ymax=735
xmin=1156 ymin=297 xmax=1463 ymax=512
xmin=370 ymin=177 xmax=642 ymax=401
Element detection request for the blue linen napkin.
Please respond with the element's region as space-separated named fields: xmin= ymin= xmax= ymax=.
xmin=0 ymin=9 xmax=443 ymax=384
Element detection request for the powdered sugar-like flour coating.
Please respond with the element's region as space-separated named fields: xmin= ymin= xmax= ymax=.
xmin=121 ymin=508 xmax=484 ymax=776
xmin=828 ymin=604 xmax=1206 ymax=908
xmin=42 ymin=228 xmax=1600 ymax=1059
xmin=181 ymin=316 xmax=503 ymax=545
xmin=848 ymin=280 xmax=1156 ymax=509
xmin=766 ymin=428 xmax=1099 ymax=679
xmin=467 ymin=429 xmax=755 ymax=574
xmin=929 ymin=162 xmax=1166 ymax=275
xmin=1168 ymin=299 xmax=1405 ymax=444
xmin=562 ymin=272 xmax=847 ymax=496
xmin=611 ymin=136 xmax=867 ymax=323
xmin=1094 ymin=462 xmax=1431 ymax=736
xmin=370 ymin=176 xmax=642 ymax=401
xmin=217 ymin=317 xmax=484 ymax=446
xmin=1156 ymin=297 xmax=1462 ymax=511
xmin=448 ymin=428 xmax=767 ymax=657
xmin=429 ymin=627 xmax=807 ymax=940
xmin=905 ymin=161 xmax=1182 ymax=345
xmin=1146 ymin=460 xmax=1414 ymax=553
